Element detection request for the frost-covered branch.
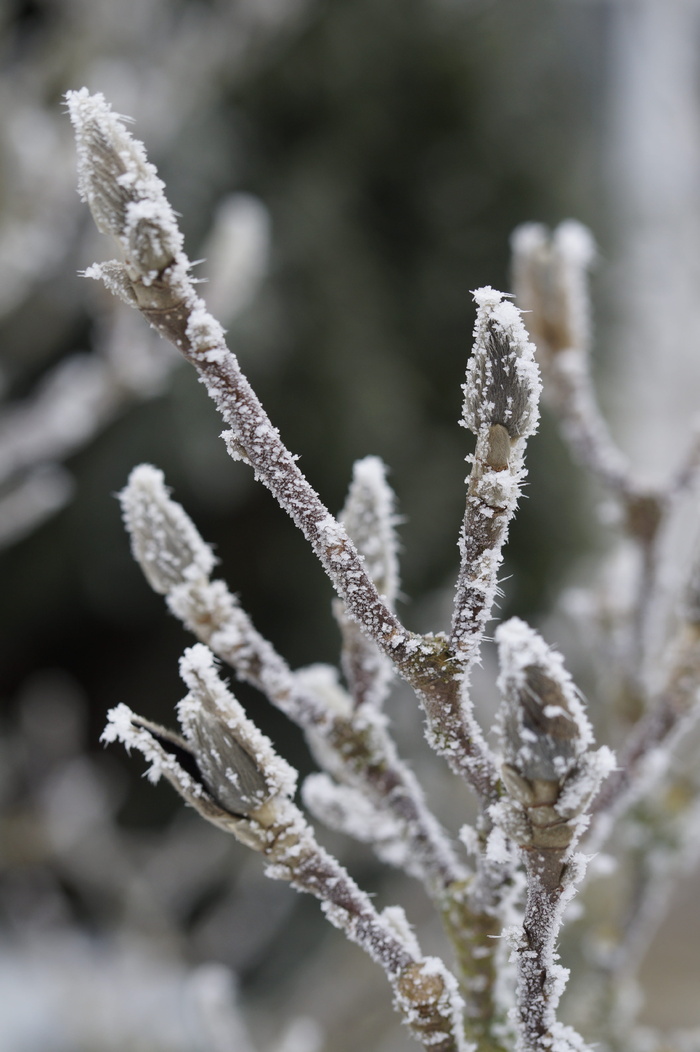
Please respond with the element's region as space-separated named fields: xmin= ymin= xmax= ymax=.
xmin=103 ymin=645 xmax=469 ymax=1052
xmin=491 ymin=619 xmax=614 ymax=1052
xmin=590 ymin=618 xmax=700 ymax=828
xmin=510 ymin=220 xmax=694 ymax=709
xmin=119 ymin=464 xmax=465 ymax=899
xmin=66 ymin=87 xmax=503 ymax=806
xmin=66 ymin=88 xmax=410 ymax=653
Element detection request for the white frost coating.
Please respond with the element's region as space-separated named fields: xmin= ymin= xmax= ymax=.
xmin=65 ymin=89 xmax=184 ymax=277
xmin=510 ymin=222 xmax=548 ymax=262
xmin=511 ymin=220 xmax=596 ymax=359
xmin=178 ymin=644 xmax=297 ymax=804
xmin=485 ymin=825 xmax=512 ymax=865
xmin=547 ymin=1021 xmax=596 ymax=1052
xmin=340 ymin=456 xmax=400 ymax=606
xmin=464 ymin=287 xmax=541 ymax=441
xmin=555 ymin=747 xmax=617 ymax=819
xmin=120 ymin=464 xmax=216 ymax=595
xmin=458 ymin=823 xmax=480 ymax=857
xmin=394 ymin=958 xmax=472 ymax=1052
xmin=185 ymin=303 xmax=227 ymax=356
xmin=553 ymin=220 xmax=596 ymax=270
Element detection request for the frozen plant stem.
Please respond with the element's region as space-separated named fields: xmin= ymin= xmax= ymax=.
xmin=119 ymin=463 xmax=465 ymax=897
xmin=65 ymin=87 xmax=502 ymax=805
xmin=510 ymin=222 xmax=630 ymax=498
xmin=103 ymin=646 xmax=468 ymax=1052
xmin=119 ymin=462 xmax=512 ymax=1037
xmin=510 ymin=223 xmax=670 ymax=694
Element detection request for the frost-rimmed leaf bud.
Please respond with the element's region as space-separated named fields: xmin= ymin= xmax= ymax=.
xmin=334 ymin=456 xmax=400 ymax=709
xmin=102 ymin=645 xmax=297 ymax=843
xmin=492 ymin=617 xmax=615 ymax=850
xmin=461 ymin=288 xmax=541 ymax=517
xmin=463 ymin=287 xmax=541 ymax=448
xmin=176 ymin=644 xmax=297 ymax=817
xmin=119 ymin=464 xmax=216 ymax=595
xmin=66 ymin=88 xmax=184 ymax=281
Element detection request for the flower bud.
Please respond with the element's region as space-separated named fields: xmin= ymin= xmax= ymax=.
xmin=119 ymin=464 xmax=216 ymax=595
xmin=66 ymin=89 xmax=183 ymax=280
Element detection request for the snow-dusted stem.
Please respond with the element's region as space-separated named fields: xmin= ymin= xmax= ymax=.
xmin=120 ymin=464 xmax=464 ymax=893
xmin=492 ymin=620 xmax=615 ymax=1052
xmin=66 ymin=89 xmax=500 ymax=805
xmin=514 ymin=850 xmax=569 ymax=1052
xmin=65 ymin=89 xmax=410 ymax=653
xmin=104 ymin=649 xmax=468 ymax=1052
xmin=335 ymin=456 xmax=400 ymax=711
xmin=511 ymin=222 xmax=665 ymax=692
xmin=277 ymin=829 xmax=468 ymax=1052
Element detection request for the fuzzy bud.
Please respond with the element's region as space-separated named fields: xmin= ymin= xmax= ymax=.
xmin=340 ymin=456 xmax=400 ymax=606
xmin=102 ymin=645 xmax=297 ymax=840
xmin=66 ymin=88 xmax=183 ymax=280
xmin=119 ymin=464 xmax=216 ymax=595
xmin=463 ymin=287 xmax=541 ymax=446
xmin=177 ymin=645 xmax=297 ymax=816
xmin=493 ymin=618 xmax=614 ymax=848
